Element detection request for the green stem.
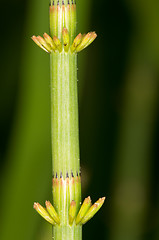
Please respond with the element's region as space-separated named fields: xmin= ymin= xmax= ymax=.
xmin=50 ymin=51 xmax=80 ymax=177
xmin=50 ymin=1 xmax=82 ymax=240
xmin=31 ymin=0 xmax=104 ymax=236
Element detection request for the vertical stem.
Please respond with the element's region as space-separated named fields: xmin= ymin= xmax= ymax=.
xmin=50 ymin=1 xmax=82 ymax=240
xmin=50 ymin=51 xmax=80 ymax=177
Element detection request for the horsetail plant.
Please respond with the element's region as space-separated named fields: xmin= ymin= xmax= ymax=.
xmin=32 ymin=1 xmax=105 ymax=240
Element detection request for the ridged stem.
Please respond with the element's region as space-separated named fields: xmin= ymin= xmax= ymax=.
xmin=50 ymin=51 xmax=80 ymax=177
xmin=50 ymin=1 xmax=81 ymax=240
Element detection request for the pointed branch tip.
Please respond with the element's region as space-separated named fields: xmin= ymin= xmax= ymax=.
xmin=33 ymin=202 xmax=56 ymax=225
xmin=45 ymin=200 xmax=60 ymax=224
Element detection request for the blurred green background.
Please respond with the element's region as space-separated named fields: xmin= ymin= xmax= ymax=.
xmin=0 ymin=0 xmax=159 ymax=240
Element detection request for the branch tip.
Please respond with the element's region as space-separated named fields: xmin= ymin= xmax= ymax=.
xmin=75 ymin=196 xmax=92 ymax=225
xmin=80 ymin=196 xmax=106 ymax=225
xmin=45 ymin=200 xmax=60 ymax=224
xmin=33 ymin=202 xmax=56 ymax=225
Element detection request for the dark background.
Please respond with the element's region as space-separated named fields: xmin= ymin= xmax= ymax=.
xmin=0 ymin=0 xmax=159 ymax=240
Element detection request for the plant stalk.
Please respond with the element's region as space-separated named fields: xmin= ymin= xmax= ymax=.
xmin=32 ymin=0 xmax=104 ymax=237
xmin=50 ymin=51 xmax=80 ymax=177
xmin=50 ymin=1 xmax=82 ymax=240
